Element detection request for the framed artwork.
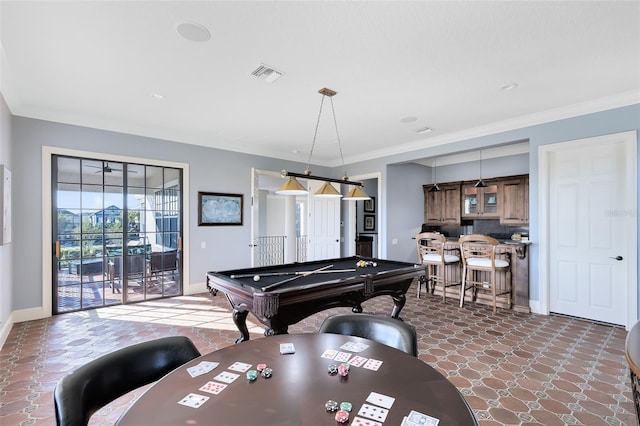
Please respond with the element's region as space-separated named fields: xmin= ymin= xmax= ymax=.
xmin=198 ymin=192 xmax=243 ymax=226
xmin=364 ymin=214 xmax=375 ymax=231
xmin=364 ymin=197 xmax=375 ymax=212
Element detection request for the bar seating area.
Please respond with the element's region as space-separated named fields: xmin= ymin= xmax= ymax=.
xmin=458 ymin=234 xmax=512 ymax=314
xmin=415 ymin=232 xmax=462 ymax=302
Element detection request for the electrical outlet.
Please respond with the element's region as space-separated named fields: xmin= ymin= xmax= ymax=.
xmin=201 ymin=241 xmax=206 ymax=249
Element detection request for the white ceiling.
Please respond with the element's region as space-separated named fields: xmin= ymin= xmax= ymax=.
xmin=1 ymin=1 xmax=639 ymax=167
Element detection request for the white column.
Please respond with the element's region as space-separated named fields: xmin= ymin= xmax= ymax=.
xmin=284 ymin=196 xmax=297 ymax=263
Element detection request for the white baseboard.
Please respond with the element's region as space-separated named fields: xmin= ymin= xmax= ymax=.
xmin=529 ymin=299 xmax=543 ymax=315
xmin=0 ymin=312 xmax=15 ymax=350
xmin=185 ymin=281 xmax=207 ymax=295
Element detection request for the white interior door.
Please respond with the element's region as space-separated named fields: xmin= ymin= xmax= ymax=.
xmin=545 ymin=131 xmax=637 ymax=326
xmin=306 ymin=180 xmax=341 ymax=261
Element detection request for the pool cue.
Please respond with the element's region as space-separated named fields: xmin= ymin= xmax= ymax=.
xmin=230 ymin=271 xmax=296 ymax=279
xmin=261 ymin=264 xmax=333 ymax=291
xmin=232 ymin=268 xmax=355 ymax=280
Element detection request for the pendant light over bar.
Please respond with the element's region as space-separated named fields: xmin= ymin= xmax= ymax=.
xmin=276 ymin=88 xmax=370 ymax=200
xmin=474 ymin=149 xmax=487 ymax=188
xmin=429 ymin=157 xmax=441 ymax=192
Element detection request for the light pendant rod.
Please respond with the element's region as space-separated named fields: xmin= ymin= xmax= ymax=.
xmin=281 ymin=170 xmax=365 ymax=188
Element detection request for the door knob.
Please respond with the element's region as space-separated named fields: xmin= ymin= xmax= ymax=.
xmin=609 ymin=255 xmax=623 ymax=261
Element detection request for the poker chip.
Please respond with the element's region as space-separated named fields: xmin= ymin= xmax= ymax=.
xmin=327 ymin=364 xmax=338 ymax=375
xmin=335 ymin=409 xmax=349 ymax=423
xmin=246 ymin=370 xmax=258 ymax=381
xmin=337 ymin=364 xmax=349 ymax=377
xmin=261 ymin=367 xmax=273 ymax=378
xmin=325 ymin=400 xmax=339 ymax=412
xmin=256 ymin=363 xmax=267 ymax=372
xmin=339 ymin=402 xmax=352 ymax=412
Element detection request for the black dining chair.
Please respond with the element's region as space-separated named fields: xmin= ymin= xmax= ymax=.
xmin=53 ymin=336 xmax=201 ymax=426
xmin=318 ymin=313 xmax=418 ymax=357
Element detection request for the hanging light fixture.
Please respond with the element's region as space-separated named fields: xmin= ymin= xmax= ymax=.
xmin=429 ymin=157 xmax=441 ymax=192
xmin=474 ymin=149 xmax=487 ymax=188
xmin=276 ymin=88 xmax=370 ymax=200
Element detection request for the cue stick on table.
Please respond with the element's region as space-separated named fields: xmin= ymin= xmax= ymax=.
xmin=230 ymin=269 xmax=355 ymax=279
xmin=260 ymin=264 xmax=334 ymax=291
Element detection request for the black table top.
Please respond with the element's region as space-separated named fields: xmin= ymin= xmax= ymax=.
xmin=116 ymin=333 xmax=477 ymax=426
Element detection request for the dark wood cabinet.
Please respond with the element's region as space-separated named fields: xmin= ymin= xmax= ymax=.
xmin=356 ymin=237 xmax=373 ymax=257
xmin=461 ymin=181 xmax=499 ymax=218
xmin=423 ymin=175 xmax=529 ymax=226
xmin=500 ymin=176 xmax=529 ymax=225
xmin=423 ymin=183 xmax=461 ymax=225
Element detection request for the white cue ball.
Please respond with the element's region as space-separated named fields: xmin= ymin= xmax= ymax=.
xmin=253 ymin=275 xmax=261 ymax=282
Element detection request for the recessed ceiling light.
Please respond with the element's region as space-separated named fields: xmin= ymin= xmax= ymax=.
xmin=151 ymin=93 xmax=165 ymax=100
xmin=400 ymin=116 xmax=418 ymax=123
xmin=176 ymin=21 xmax=211 ymax=42
xmin=501 ymin=83 xmax=518 ymax=91
xmin=416 ymin=127 xmax=433 ymax=134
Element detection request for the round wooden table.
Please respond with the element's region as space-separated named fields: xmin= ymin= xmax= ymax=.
xmin=116 ymin=333 xmax=478 ymax=426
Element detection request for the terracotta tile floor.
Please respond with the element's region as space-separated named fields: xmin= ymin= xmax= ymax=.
xmin=0 ymin=284 xmax=636 ymax=425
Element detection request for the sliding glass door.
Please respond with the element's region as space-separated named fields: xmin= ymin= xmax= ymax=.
xmin=52 ymin=155 xmax=183 ymax=314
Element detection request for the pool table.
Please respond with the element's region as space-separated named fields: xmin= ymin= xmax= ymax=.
xmin=206 ymin=256 xmax=425 ymax=342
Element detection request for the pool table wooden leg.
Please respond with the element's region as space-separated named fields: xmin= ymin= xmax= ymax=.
xmin=390 ymin=293 xmax=406 ymax=319
xmin=232 ymin=309 xmax=250 ymax=343
xmin=352 ymin=304 xmax=363 ymax=313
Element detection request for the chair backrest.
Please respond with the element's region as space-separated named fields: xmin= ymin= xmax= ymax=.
xmin=53 ymin=336 xmax=201 ymax=426
xmin=150 ymin=251 xmax=177 ymax=274
xmin=110 ymin=254 xmax=147 ymax=278
xmin=318 ymin=313 xmax=418 ymax=357
xmin=458 ymin=234 xmax=499 ymax=268
xmin=416 ymin=232 xmax=447 ymax=264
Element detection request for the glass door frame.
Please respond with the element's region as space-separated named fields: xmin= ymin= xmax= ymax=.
xmin=43 ymin=147 xmax=190 ymax=317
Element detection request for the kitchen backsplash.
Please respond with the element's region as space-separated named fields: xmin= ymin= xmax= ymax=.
xmin=421 ymin=219 xmax=529 ymax=240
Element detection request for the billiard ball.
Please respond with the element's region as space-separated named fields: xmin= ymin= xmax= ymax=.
xmin=253 ymin=275 xmax=261 ymax=282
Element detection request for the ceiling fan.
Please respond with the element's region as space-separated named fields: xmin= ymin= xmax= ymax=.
xmin=84 ymin=162 xmax=137 ymax=173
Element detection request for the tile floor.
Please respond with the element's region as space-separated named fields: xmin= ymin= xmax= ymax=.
xmin=0 ymin=284 xmax=636 ymax=425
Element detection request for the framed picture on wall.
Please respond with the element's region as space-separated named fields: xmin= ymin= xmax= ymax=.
xmin=198 ymin=192 xmax=243 ymax=226
xmin=364 ymin=197 xmax=375 ymax=213
xmin=364 ymin=215 xmax=375 ymax=231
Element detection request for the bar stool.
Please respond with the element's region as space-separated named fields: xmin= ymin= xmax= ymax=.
xmin=416 ymin=232 xmax=461 ymax=303
xmin=458 ymin=234 xmax=511 ymax=314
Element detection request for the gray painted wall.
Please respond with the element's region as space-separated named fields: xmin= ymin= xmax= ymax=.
xmin=10 ymin=116 xmax=329 ymax=310
xmin=3 ymin=103 xmax=640 ymax=320
xmin=350 ymin=104 xmax=640 ymax=309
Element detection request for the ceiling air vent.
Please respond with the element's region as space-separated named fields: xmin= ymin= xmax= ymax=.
xmin=250 ymin=63 xmax=284 ymax=83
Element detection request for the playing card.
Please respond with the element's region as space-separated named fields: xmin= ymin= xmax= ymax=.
xmin=321 ymin=349 xmax=338 ymax=359
xmin=334 ymin=351 xmax=351 ymax=362
xmin=340 ymin=341 xmax=356 ymax=351
xmin=366 ymin=391 xmax=395 ymax=409
xmin=357 ymin=403 xmax=389 ymax=423
xmin=199 ymin=361 xmax=219 ymax=373
xmin=352 ymin=417 xmax=383 ymax=426
xmin=280 ymin=343 xmax=295 ymax=354
xmin=407 ymin=410 xmax=440 ymax=425
xmin=363 ymin=358 xmax=383 ymax=371
xmin=350 ymin=342 xmax=370 ymax=352
xmin=213 ymin=371 xmax=240 ymax=383
xmin=198 ymin=381 xmax=228 ymax=395
xmin=348 ymin=355 xmax=368 ymax=367
xmin=228 ymin=361 xmax=252 ymax=372
xmin=187 ymin=361 xmax=219 ymax=377
xmin=177 ymin=393 xmax=209 ymax=408
xmin=187 ymin=364 xmax=207 ymax=377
